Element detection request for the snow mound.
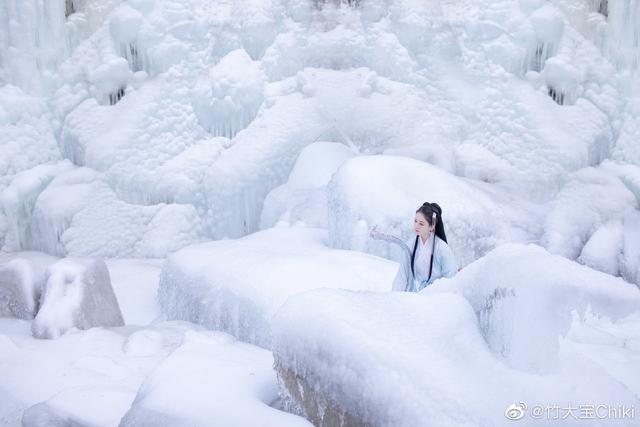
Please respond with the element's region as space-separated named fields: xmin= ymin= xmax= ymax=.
xmin=261 ymin=141 xmax=355 ymax=229
xmin=158 ymin=225 xmax=396 ymax=348
xmin=22 ymin=385 xmax=134 ymax=427
xmin=32 ymin=258 xmax=124 ymax=339
xmin=427 ymin=243 xmax=640 ymax=374
xmin=274 ymin=287 xmax=639 ymax=427
xmin=192 ymin=49 xmax=265 ymax=138
xmin=0 ymin=319 xmax=244 ymax=427
xmin=328 ymin=155 xmax=539 ymax=267
xmin=120 ymin=330 xmax=311 ymax=427
xmin=0 ymin=259 xmax=43 ymax=320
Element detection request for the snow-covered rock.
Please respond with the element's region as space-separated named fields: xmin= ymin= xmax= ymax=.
xmin=32 ymin=258 xmax=124 ymax=339
xmin=273 ymin=243 xmax=640 ymax=426
xmin=427 ymin=243 xmax=640 ymax=374
xmin=261 ymin=141 xmax=355 ymax=229
xmin=158 ymin=225 xmax=396 ymax=348
xmin=328 ymin=155 xmax=540 ymax=267
xmin=273 ymin=286 xmax=639 ymax=427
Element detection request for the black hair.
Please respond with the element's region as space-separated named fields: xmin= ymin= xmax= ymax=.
xmin=411 ymin=202 xmax=448 ymax=283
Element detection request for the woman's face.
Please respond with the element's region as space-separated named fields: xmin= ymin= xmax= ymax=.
xmin=414 ymin=211 xmax=433 ymax=239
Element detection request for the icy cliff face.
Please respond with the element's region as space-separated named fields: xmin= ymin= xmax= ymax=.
xmin=0 ymin=0 xmax=639 ymax=274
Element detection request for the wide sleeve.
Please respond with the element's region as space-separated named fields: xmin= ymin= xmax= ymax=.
xmin=437 ymin=241 xmax=458 ymax=279
xmin=391 ymin=252 xmax=411 ymax=292
xmin=369 ymin=227 xmax=413 ymax=292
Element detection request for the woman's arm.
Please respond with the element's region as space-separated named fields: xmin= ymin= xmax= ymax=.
xmin=370 ymin=226 xmax=412 ymax=292
xmin=369 ymin=226 xmax=412 ymax=259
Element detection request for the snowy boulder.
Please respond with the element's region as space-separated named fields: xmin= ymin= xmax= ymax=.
xmin=542 ymin=162 xmax=639 ymax=281
xmin=0 ymin=259 xmax=44 ymax=320
xmin=32 ymin=258 xmax=124 ymax=339
xmin=120 ymin=330 xmax=311 ymax=427
xmin=327 ymin=155 xmax=539 ymax=267
xmin=192 ymin=49 xmax=265 ymax=138
xmin=158 ymin=225 xmax=396 ymax=348
xmin=273 ymin=288 xmax=639 ymax=427
xmin=22 ymin=385 xmax=135 ymax=427
xmin=427 ymin=243 xmax=640 ymax=374
xmin=260 ymin=141 xmax=355 ymax=229
xmin=529 ymin=5 xmax=564 ymax=44
xmin=109 ymin=4 xmax=144 ymax=45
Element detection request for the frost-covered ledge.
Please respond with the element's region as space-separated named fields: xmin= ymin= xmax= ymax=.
xmin=157 ymin=226 xmax=396 ymax=349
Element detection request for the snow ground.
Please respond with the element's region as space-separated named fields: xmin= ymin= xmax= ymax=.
xmin=0 ymin=253 xmax=311 ymax=427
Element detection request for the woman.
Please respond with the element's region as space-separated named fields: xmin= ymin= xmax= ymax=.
xmin=370 ymin=202 xmax=457 ymax=292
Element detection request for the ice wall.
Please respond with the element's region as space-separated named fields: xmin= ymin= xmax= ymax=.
xmin=0 ymin=0 xmax=69 ymax=92
xmin=604 ymin=0 xmax=640 ymax=71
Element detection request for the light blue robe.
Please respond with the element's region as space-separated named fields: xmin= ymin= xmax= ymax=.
xmin=370 ymin=228 xmax=457 ymax=292
xmin=369 ymin=227 xmax=458 ymax=292
xmin=392 ymin=235 xmax=458 ymax=292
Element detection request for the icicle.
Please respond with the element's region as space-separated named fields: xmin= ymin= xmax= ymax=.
xmin=65 ymin=0 xmax=76 ymax=18
xmin=548 ymin=86 xmax=565 ymax=105
xmin=531 ymin=43 xmax=545 ymax=72
xmin=108 ymin=86 xmax=126 ymax=105
xmin=121 ymin=42 xmax=144 ymax=72
xmin=526 ymin=41 xmax=555 ymax=73
xmin=597 ymin=0 xmax=608 ymax=17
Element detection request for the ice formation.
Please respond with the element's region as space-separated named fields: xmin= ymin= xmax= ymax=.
xmin=31 ymin=258 xmax=124 ymax=339
xmin=427 ymin=244 xmax=640 ymax=373
xmin=1 ymin=0 xmax=637 ymax=259
xmin=158 ymin=225 xmax=396 ymax=348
